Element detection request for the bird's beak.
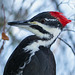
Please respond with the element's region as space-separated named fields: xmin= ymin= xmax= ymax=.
xmin=8 ymin=20 xmax=31 ymax=26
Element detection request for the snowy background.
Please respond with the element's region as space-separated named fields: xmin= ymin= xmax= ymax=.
xmin=0 ymin=0 xmax=75 ymax=75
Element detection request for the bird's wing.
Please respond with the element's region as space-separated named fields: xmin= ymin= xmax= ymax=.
xmin=3 ymin=47 xmax=31 ymax=75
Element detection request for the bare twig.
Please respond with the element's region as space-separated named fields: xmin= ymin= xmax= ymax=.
xmin=0 ymin=4 xmax=6 ymax=53
xmin=2 ymin=4 xmax=6 ymax=32
xmin=0 ymin=41 xmax=5 ymax=53
xmin=58 ymin=37 xmax=75 ymax=55
xmin=63 ymin=29 xmax=75 ymax=33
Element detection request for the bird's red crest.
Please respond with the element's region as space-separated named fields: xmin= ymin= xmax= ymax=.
xmin=50 ymin=11 xmax=71 ymax=27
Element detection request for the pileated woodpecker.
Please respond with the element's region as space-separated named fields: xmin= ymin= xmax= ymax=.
xmin=3 ymin=11 xmax=71 ymax=75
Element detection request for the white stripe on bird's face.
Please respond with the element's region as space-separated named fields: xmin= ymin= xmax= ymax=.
xmin=28 ymin=21 xmax=61 ymax=39
xmin=45 ymin=18 xmax=58 ymax=21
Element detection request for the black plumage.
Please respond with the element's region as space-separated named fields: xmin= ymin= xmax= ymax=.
xmin=3 ymin=35 xmax=56 ymax=75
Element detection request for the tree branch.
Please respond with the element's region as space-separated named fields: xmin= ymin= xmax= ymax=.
xmin=58 ymin=37 xmax=75 ymax=55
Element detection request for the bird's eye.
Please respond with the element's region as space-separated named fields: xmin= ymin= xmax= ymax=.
xmin=40 ymin=19 xmax=45 ymax=24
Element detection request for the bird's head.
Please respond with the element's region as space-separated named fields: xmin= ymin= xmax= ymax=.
xmin=8 ymin=11 xmax=71 ymax=40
